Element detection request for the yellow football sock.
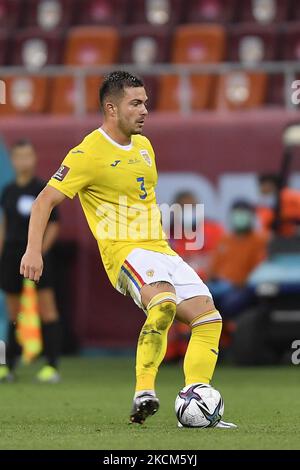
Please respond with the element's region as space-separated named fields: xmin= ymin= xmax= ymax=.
xmin=135 ymin=292 xmax=177 ymax=392
xmin=183 ymin=310 xmax=222 ymax=386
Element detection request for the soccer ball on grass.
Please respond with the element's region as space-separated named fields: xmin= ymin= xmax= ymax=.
xmin=175 ymin=383 xmax=224 ymax=428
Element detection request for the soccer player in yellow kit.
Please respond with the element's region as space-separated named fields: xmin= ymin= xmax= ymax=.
xmin=20 ymin=71 xmax=236 ymax=428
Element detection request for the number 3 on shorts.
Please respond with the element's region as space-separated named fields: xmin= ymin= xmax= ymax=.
xmin=137 ymin=177 xmax=147 ymax=200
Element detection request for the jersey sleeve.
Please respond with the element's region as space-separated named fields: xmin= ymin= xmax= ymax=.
xmin=47 ymin=149 xmax=95 ymax=199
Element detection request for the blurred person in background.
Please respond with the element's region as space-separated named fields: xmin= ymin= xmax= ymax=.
xmin=0 ymin=140 xmax=61 ymax=383
xmin=257 ymin=173 xmax=300 ymax=236
xmin=166 ymin=191 xmax=224 ymax=362
xmin=207 ymin=200 xmax=268 ymax=319
xmin=170 ymin=191 xmax=224 ymax=281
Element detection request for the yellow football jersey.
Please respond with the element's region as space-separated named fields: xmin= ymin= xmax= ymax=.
xmin=48 ymin=128 xmax=176 ymax=287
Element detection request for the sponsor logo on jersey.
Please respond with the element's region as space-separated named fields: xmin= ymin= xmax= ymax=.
xmin=52 ymin=165 xmax=70 ymax=181
xmin=111 ymin=160 xmax=121 ymax=167
xmin=71 ymin=149 xmax=84 ymax=154
xmin=128 ymin=158 xmax=141 ymax=164
xmin=140 ymin=150 xmax=152 ymax=166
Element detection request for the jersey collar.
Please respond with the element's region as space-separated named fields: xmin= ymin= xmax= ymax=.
xmin=98 ymin=128 xmax=133 ymax=151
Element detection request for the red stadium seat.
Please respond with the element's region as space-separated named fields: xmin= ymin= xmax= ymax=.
xmin=11 ymin=29 xmax=64 ymax=67
xmin=120 ymin=25 xmax=171 ymax=64
xmin=129 ymin=0 xmax=183 ymax=26
xmin=76 ymin=0 xmax=129 ymax=26
xmin=237 ymin=0 xmax=290 ymax=24
xmin=290 ymin=0 xmax=300 ymax=21
xmin=50 ymin=76 xmax=103 ymax=114
xmin=141 ymin=76 xmax=158 ymax=110
xmin=0 ymin=76 xmax=48 ymax=115
xmin=0 ymin=30 xmax=8 ymax=65
xmin=64 ymin=26 xmax=119 ymax=65
xmin=185 ymin=0 xmax=237 ymax=24
xmin=280 ymin=23 xmax=300 ymax=61
xmin=227 ymin=24 xmax=279 ymax=62
xmin=214 ymin=71 xmax=268 ymax=109
xmin=0 ymin=0 xmax=23 ymax=30
xmin=24 ymin=0 xmax=75 ymax=30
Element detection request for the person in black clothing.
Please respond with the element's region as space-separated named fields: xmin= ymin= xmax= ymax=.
xmin=0 ymin=139 xmax=61 ymax=383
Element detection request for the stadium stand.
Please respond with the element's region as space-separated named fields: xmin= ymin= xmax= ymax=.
xmin=0 ymin=0 xmax=299 ymax=113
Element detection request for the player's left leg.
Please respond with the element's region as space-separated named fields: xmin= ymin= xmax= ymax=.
xmin=174 ymin=260 xmax=237 ymax=429
xmin=176 ymin=295 xmax=222 ymax=386
xmin=36 ymin=288 xmax=61 ymax=383
xmin=176 ymin=296 xmax=237 ymax=429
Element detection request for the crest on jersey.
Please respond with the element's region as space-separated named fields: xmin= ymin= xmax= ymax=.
xmin=146 ymin=269 xmax=155 ymax=277
xmin=140 ymin=150 xmax=152 ymax=167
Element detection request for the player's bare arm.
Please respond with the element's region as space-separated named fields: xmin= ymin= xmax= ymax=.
xmin=20 ymin=185 xmax=65 ymax=282
xmin=42 ymin=221 xmax=60 ymax=255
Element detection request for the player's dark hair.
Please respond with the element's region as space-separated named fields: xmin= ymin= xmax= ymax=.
xmin=11 ymin=138 xmax=34 ymax=151
xmin=99 ymin=71 xmax=144 ymax=111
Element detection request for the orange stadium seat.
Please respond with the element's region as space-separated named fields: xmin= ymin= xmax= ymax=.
xmin=0 ymin=0 xmax=23 ymax=30
xmin=50 ymin=27 xmax=118 ymax=114
xmin=64 ymin=26 xmax=119 ymax=65
xmin=50 ymin=76 xmax=103 ymax=114
xmin=76 ymin=0 xmax=129 ymax=26
xmin=172 ymin=24 xmax=225 ymax=64
xmin=238 ymin=0 xmax=290 ymax=24
xmin=0 ymin=76 xmax=48 ymax=115
xmin=185 ymin=0 xmax=237 ymax=24
xmin=214 ymin=71 xmax=268 ymax=110
xmin=11 ymin=29 xmax=64 ymax=67
xmin=120 ymin=25 xmax=171 ymax=64
xmin=129 ymin=0 xmax=183 ymax=26
xmin=24 ymin=0 xmax=74 ymax=30
xmin=157 ymin=74 xmax=213 ymax=111
xmin=157 ymin=25 xmax=225 ymax=111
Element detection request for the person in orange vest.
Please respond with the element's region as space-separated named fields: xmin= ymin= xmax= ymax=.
xmin=0 ymin=139 xmax=61 ymax=383
xmin=207 ymin=199 xmax=268 ymax=319
xmin=257 ymin=173 xmax=300 ymax=236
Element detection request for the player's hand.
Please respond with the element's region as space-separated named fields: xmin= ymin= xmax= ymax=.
xmin=20 ymin=249 xmax=43 ymax=282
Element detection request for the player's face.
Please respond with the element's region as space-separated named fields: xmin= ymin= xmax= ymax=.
xmin=11 ymin=145 xmax=37 ymax=176
xmin=116 ymin=87 xmax=148 ymax=136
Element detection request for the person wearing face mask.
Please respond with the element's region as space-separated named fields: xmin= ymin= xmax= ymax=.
xmin=257 ymin=173 xmax=300 ymax=236
xmin=207 ymin=200 xmax=268 ymax=319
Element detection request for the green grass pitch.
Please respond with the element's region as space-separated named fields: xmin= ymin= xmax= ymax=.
xmin=0 ymin=357 xmax=299 ymax=450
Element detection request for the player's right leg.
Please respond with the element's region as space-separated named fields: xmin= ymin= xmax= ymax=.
xmin=117 ymin=250 xmax=177 ymax=424
xmin=130 ymin=281 xmax=177 ymax=423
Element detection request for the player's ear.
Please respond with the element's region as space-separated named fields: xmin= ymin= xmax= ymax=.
xmin=105 ymin=101 xmax=116 ymax=117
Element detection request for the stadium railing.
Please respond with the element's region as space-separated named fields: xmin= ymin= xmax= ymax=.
xmin=0 ymin=61 xmax=300 ymax=115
